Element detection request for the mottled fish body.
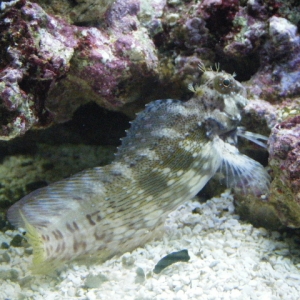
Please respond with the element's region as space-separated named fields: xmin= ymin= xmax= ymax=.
xmin=7 ymin=67 xmax=270 ymax=273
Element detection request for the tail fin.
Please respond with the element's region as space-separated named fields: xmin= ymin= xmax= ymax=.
xmin=7 ymin=169 xmax=103 ymax=274
xmin=19 ymin=211 xmax=56 ymax=273
xmin=7 ymin=208 xmax=61 ymax=274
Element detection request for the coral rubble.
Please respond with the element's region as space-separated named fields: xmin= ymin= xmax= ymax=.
xmin=268 ymin=116 xmax=300 ymax=228
xmin=246 ymin=16 xmax=300 ymax=101
xmin=31 ymin=0 xmax=116 ymax=25
xmin=0 ymin=0 xmax=159 ymax=139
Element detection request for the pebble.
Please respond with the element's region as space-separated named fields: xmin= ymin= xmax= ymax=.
xmin=10 ymin=234 xmax=24 ymax=247
xmin=1 ymin=242 xmax=9 ymax=249
xmin=209 ymin=260 xmax=219 ymax=268
xmin=86 ymin=290 xmax=97 ymax=300
xmin=68 ymin=273 xmax=82 ymax=285
xmin=181 ymin=275 xmax=190 ymax=285
xmin=135 ymin=267 xmax=145 ymax=284
xmin=287 ymin=273 xmax=300 ymax=281
xmin=84 ymin=273 xmax=108 ymax=289
xmin=166 ymin=13 xmax=180 ymax=26
xmin=14 ymin=247 xmax=24 ymax=256
xmin=257 ymin=227 xmax=269 ymax=236
xmin=2 ymin=252 xmax=10 ymax=263
xmin=224 ymin=247 xmax=236 ymax=255
xmin=19 ymin=275 xmax=35 ymax=287
xmin=122 ymin=253 xmax=135 ymax=267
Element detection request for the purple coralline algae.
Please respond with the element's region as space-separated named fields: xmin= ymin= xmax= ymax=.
xmin=246 ymin=16 xmax=300 ymax=101
xmin=0 ymin=0 xmax=159 ymax=139
xmin=222 ymin=9 xmax=266 ymax=58
xmin=0 ymin=67 xmax=37 ymax=140
xmin=47 ymin=0 xmax=159 ymax=122
xmin=30 ymin=0 xmax=116 ymax=24
xmin=0 ymin=1 xmax=78 ymax=139
xmin=268 ymin=116 xmax=300 ymax=227
xmin=242 ymin=99 xmax=278 ymax=132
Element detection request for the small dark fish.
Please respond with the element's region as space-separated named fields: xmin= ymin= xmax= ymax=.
xmin=153 ymin=249 xmax=190 ymax=274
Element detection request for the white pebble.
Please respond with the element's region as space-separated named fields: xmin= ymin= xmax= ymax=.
xmin=68 ymin=273 xmax=81 ymax=285
xmin=86 ymin=290 xmax=96 ymax=300
xmin=67 ymin=287 xmax=76 ymax=297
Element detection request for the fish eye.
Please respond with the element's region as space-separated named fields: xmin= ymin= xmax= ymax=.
xmin=213 ymin=74 xmax=237 ymax=94
xmin=222 ymin=79 xmax=231 ymax=87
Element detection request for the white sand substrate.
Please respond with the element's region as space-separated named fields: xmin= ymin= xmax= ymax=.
xmin=1 ymin=190 xmax=300 ymax=300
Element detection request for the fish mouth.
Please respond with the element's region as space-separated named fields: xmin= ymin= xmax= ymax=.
xmin=205 ymin=116 xmax=239 ymax=142
xmin=219 ymin=128 xmax=239 ymax=146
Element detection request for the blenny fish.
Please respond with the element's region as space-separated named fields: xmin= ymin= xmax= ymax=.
xmin=7 ymin=65 xmax=270 ymax=273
